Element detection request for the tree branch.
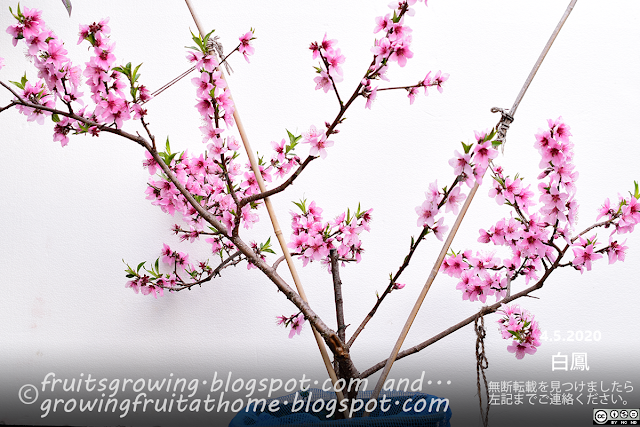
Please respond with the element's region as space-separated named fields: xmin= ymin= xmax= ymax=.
xmin=359 ymin=255 xmax=560 ymax=379
xmin=330 ymin=249 xmax=347 ymax=344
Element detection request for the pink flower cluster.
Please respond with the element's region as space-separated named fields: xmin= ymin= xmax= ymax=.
xmin=79 ymin=18 xmax=150 ymax=129
xmin=300 ymin=125 xmax=334 ymax=159
xmin=125 ymin=274 xmax=166 ymax=299
xmin=442 ymin=251 xmax=507 ymax=303
xmin=417 ymin=130 xmax=499 ymax=243
xmin=269 ymin=137 xmax=301 ymax=179
xmin=143 ymin=147 xmax=267 ymax=239
xmin=124 ymin=243 xmax=220 ymax=298
xmin=478 ymin=119 xmax=579 ymax=287
xmin=6 ymin=7 xmax=78 ymax=126
xmin=496 ymin=304 xmax=541 ymax=359
xmin=586 ymin=191 xmax=639 ymax=270
xmin=288 ymin=200 xmax=372 ymax=269
xmin=276 ymin=313 xmax=306 ymax=339
xmin=310 ymin=33 xmax=345 ymax=92
xmin=364 ymin=0 xmax=447 ymax=106
xmin=445 ymin=118 xmax=639 ymax=358
xmin=188 ymin=53 xmax=235 ymax=130
xmin=6 ymin=7 xmax=152 ymax=145
xmin=188 ymin=29 xmax=253 ymax=146
xmin=238 ymin=31 xmax=255 ymax=63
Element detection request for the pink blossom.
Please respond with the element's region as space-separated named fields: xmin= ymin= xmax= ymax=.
xmin=432 ymin=70 xmax=449 ymax=93
xmin=416 ymin=200 xmax=438 ymax=228
xmin=431 ymin=217 xmax=449 ymax=241
xmin=389 ymin=22 xmax=413 ymax=42
xmin=325 ymin=48 xmax=345 ymax=82
xmin=238 ymin=31 xmax=255 ymax=63
xmin=288 ymin=232 xmax=309 ymax=252
xmin=308 ymin=134 xmax=334 ymax=159
xmin=507 ymin=341 xmax=538 ymax=360
xmin=374 ymin=14 xmax=392 ymax=34
xmin=389 ymin=37 xmax=413 ymax=67
xmin=192 ymin=72 xmax=214 ymax=98
xmin=199 ymin=121 xmax=224 ymax=143
xmin=125 ymin=279 xmax=140 ymax=294
xmin=288 ymin=314 xmax=305 ymax=338
xmin=304 ymin=234 xmax=330 ymax=263
xmin=52 ymin=117 xmax=72 ymax=147
xmin=473 ymin=141 xmax=498 ymax=169
xmin=503 ymin=177 xmax=521 ymax=204
xmin=362 ymin=81 xmax=377 ymax=109
xmin=422 ymin=71 xmax=431 ymax=95
xmin=271 ymin=139 xmax=286 ymax=164
xmin=371 ymin=37 xmax=392 ymax=59
xmin=320 ymin=33 xmax=337 ymax=54
xmin=572 ymin=243 xmax=603 ymax=272
xmin=478 ymin=228 xmax=492 ymax=244
xmin=547 ymin=116 xmax=572 ymax=142
xmin=195 ymin=97 xmax=215 ymax=117
xmin=606 ymin=237 xmax=628 ymax=264
xmin=199 ymin=54 xmax=219 ymax=73
xmin=441 ymin=253 xmax=468 ymax=277
xmin=161 ymin=243 xmax=173 ymax=264
xmin=622 ymin=197 xmax=640 ymax=226
xmin=445 ymin=186 xmax=466 ymax=215
xmin=314 ymin=70 xmax=333 ymax=93
xmin=456 ymin=270 xmax=492 ymax=303
xmin=21 ymin=7 xmax=44 ymax=39
xmin=45 ymin=39 xmax=69 ymax=69
xmin=449 ymin=150 xmax=472 ymax=177
xmin=424 ymin=180 xmax=442 ymax=205
xmin=227 ymin=135 xmax=241 ymax=151
xmin=26 ymin=31 xmax=48 ymax=55
xmin=407 ymin=87 xmax=418 ymax=105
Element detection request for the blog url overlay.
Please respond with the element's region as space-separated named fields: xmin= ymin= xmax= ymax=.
xmin=17 ymin=371 xmax=449 ymax=419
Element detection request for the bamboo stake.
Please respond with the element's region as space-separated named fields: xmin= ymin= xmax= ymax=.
xmin=366 ymin=0 xmax=578 ymax=412
xmin=183 ymin=0 xmax=347 ymax=409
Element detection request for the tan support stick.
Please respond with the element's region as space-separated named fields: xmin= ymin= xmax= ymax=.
xmin=366 ymin=0 xmax=578 ymax=413
xmin=184 ymin=0 xmax=347 ymax=410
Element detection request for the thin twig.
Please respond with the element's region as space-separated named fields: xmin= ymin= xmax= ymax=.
xmin=347 ymin=175 xmax=460 ymax=348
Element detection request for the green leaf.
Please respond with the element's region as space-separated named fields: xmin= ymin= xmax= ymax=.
xmin=202 ymin=29 xmax=216 ymax=47
xmin=293 ymin=198 xmax=307 ymax=213
xmin=51 ymin=114 xmax=60 ymax=123
xmin=9 ymin=80 xmax=25 ymax=90
xmin=260 ymin=237 xmax=276 ymax=255
xmin=136 ymin=261 xmax=146 ymax=273
xmin=61 ymin=0 xmax=72 ymax=16
xmin=10 ymin=73 xmax=28 ymax=90
xmin=485 ymin=128 xmax=496 ymax=142
xmin=461 ymin=141 xmax=473 ymax=154
xmin=133 ymin=63 xmax=143 ymax=83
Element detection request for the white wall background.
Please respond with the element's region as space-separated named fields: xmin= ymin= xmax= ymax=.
xmin=1 ymin=1 xmax=639 ymax=426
